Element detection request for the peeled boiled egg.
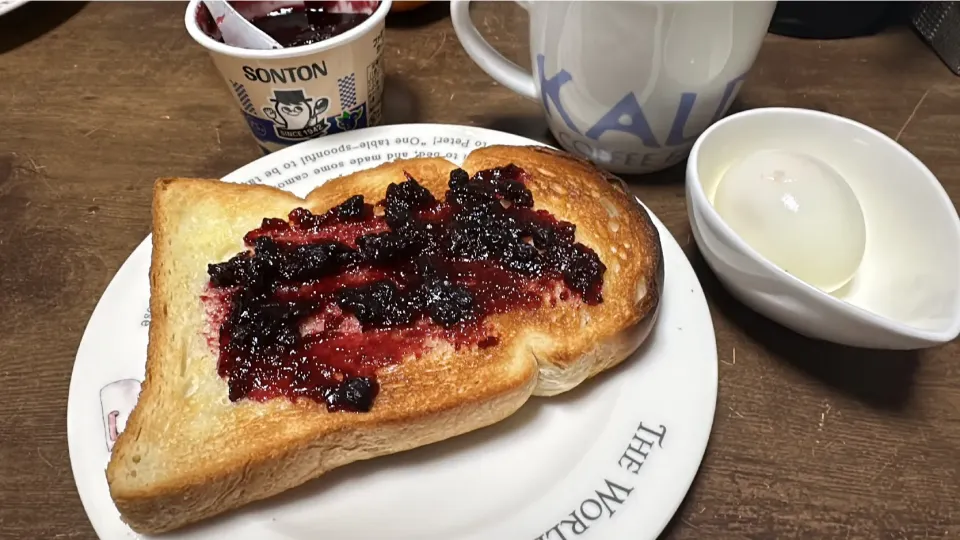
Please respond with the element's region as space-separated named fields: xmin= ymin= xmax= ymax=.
xmin=712 ymin=149 xmax=867 ymax=293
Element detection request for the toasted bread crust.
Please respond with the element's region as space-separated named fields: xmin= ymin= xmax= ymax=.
xmin=106 ymin=146 xmax=663 ymax=534
xmin=463 ymin=146 xmax=663 ymax=395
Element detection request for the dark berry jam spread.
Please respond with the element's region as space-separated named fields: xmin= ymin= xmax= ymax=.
xmin=206 ymin=165 xmax=606 ymax=412
xmin=248 ymin=2 xmax=377 ymax=48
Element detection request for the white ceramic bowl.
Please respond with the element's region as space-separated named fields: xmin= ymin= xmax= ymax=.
xmin=686 ymin=107 xmax=960 ymax=349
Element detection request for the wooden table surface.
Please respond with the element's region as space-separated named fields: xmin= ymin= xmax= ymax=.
xmin=1 ymin=2 xmax=958 ymax=539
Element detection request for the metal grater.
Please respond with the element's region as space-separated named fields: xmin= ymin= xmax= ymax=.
xmin=912 ymin=1 xmax=960 ymax=75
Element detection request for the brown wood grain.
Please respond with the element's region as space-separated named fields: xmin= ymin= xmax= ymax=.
xmin=0 ymin=2 xmax=957 ymax=539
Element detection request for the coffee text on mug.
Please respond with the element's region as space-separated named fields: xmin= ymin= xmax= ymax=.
xmin=537 ymin=54 xmax=747 ymax=169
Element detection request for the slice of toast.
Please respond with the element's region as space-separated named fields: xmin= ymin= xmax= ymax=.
xmin=106 ymin=145 xmax=663 ymax=534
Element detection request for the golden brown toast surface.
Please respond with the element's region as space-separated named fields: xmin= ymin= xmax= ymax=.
xmin=106 ymin=145 xmax=663 ymax=534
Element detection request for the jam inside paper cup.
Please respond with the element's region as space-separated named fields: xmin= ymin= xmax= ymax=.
xmin=186 ymin=0 xmax=389 ymax=154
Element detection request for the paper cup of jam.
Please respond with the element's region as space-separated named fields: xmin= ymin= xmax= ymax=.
xmin=186 ymin=0 xmax=390 ymax=153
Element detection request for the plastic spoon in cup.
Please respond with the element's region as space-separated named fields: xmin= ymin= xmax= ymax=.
xmin=202 ymin=0 xmax=283 ymax=50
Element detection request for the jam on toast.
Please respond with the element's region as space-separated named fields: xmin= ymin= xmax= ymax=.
xmin=106 ymin=145 xmax=663 ymax=534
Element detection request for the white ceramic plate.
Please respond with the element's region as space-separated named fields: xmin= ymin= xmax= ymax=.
xmin=67 ymin=124 xmax=718 ymax=540
xmin=0 ymin=0 xmax=28 ymax=17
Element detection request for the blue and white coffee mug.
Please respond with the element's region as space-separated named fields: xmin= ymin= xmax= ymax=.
xmin=451 ymin=0 xmax=776 ymax=174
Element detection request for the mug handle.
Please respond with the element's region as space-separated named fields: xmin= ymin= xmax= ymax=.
xmin=450 ymin=0 xmax=539 ymax=101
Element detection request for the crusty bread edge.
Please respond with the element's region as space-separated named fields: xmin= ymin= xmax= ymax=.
xmin=107 ymin=146 xmax=665 ymax=533
xmin=477 ymin=146 xmax=665 ymax=396
xmin=110 ymin=175 xmax=538 ymax=534
xmin=112 ymin=370 xmax=535 ymax=534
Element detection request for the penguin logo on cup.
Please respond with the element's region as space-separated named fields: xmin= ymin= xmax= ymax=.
xmin=262 ymin=89 xmax=331 ymax=140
